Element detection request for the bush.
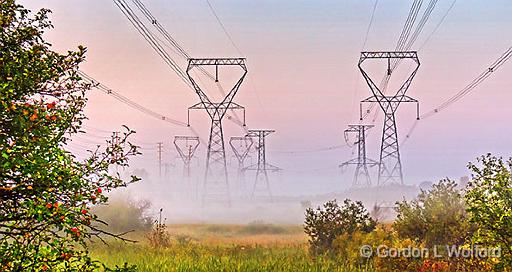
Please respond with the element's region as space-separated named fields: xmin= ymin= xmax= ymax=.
xmin=304 ymin=199 xmax=376 ymax=255
xmin=393 ymin=179 xmax=473 ymax=248
xmin=92 ymin=195 xmax=153 ymax=233
xmin=466 ymin=154 xmax=512 ymax=269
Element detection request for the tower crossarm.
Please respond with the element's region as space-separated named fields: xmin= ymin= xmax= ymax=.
xmin=188 ymin=58 xmax=247 ymax=68
xmin=358 ymin=51 xmax=420 ymax=100
xmin=174 ymin=136 xmax=200 ymax=165
xmin=229 ymin=136 xmax=253 ymax=164
xmin=186 ymin=58 xmax=247 ymax=121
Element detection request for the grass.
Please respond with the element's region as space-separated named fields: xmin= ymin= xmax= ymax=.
xmin=90 ymin=224 xmax=373 ymax=272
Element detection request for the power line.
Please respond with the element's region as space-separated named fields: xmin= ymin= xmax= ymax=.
xmin=402 ymin=46 xmax=512 ymax=144
xmin=78 ymin=71 xmax=189 ymax=127
xmin=114 ymin=0 xmax=192 ymax=87
xmin=418 ymin=0 xmax=457 ymax=50
xmin=270 ymin=145 xmax=346 ymax=154
xmin=204 ymin=0 xmax=243 ymax=56
xmin=361 ymin=0 xmax=440 ymax=121
xmin=115 ymin=0 xmax=248 ymax=131
xmin=361 ymin=0 xmax=379 ymax=50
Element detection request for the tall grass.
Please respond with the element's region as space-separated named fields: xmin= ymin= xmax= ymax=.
xmin=90 ymin=224 xmax=373 ymax=272
xmin=91 ymin=241 xmax=373 ymax=272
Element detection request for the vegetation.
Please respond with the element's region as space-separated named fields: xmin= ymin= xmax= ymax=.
xmin=394 ymin=179 xmax=473 ymax=247
xmin=304 ymin=199 xmax=376 ymax=255
xmin=92 ymin=195 xmax=153 ymax=233
xmin=0 ymin=1 xmax=138 ymax=270
xmin=1 ymin=2 xmax=511 ymax=271
xmin=466 ymin=154 xmax=512 ymax=269
xmin=91 ymin=224 xmax=372 ymax=272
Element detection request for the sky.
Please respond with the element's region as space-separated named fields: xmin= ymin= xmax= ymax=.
xmin=20 ymin=0 xmax=512 ymax=196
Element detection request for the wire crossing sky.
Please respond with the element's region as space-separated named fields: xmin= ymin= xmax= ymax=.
xmin=21 ymin=0 xmax=512 ymax=194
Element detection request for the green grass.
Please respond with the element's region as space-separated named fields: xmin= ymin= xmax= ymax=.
xmin=90 ymin=224 xmax=374 ymax=272
xmin=91 ymin=241 xmax=372 ymax=272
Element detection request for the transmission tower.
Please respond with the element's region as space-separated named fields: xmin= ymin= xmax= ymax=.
xmin=243 ymin=129 xmax=280 ymax=199
xmin=358 ymin=51 xmax=420 ymax=186
xmin=174 ymin=136 xmax=200 ymax=177
xmin=340 ymin=125 xmax=379 ymax=187
xmin=186 ymin=58 xmax=247 ymax=204
xmin=229 ymin=136 xmax=253 ymax=194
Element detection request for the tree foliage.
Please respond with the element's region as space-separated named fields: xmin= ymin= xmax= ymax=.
xmin=0 ymin=1 xmax=139 ymax=270
xmin=393 ymin=179 xmax=473 ymax=248
xmin=466 ymin=154 xmax=512 ymax=268
xmin=304 ymin=199 xmax=376 ymax=255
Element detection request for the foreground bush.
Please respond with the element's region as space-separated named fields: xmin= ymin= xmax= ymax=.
xmin=394 ymin=179 xmax=473 ymax=247
xmin=304 ymin=199 xmax=376 ymax=255
xmin=466 ymin=154 xmax=512 ymax=269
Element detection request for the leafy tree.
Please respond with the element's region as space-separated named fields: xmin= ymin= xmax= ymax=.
xmin=0 ymin=1 xmax=139 ymax=270
xmin=304 ymin=199 xmax=376 ymax=255
xmin=466 ymin=154 xmax=512 ymax=268
xmin=393 ymin=179 xmax=473 ymax=248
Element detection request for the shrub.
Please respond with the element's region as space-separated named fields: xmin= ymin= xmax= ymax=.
xmin=466 ymin=154 xmax=512 ymax=269
xmin=92 ymin=195 xmax=153 ymax=233
xmin=304 ymin=199 xmax=376 ymax=255
xmin=393 ymin=179 xmax=473 ymax=248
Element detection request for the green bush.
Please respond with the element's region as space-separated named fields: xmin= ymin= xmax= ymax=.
xmin=466 ymin=154 xmax=512 ymax=269
xmin=393 ymin=179 xmax=473 ymax=248
xmin=92 ymin=195 xmax=153 ymax=233
xmin=304 ymin=199 xmax=376 ymax=255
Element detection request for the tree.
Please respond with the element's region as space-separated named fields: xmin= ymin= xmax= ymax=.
xmin=0 ymin=1 xmax=139 ymax=270
xmin=304 ymin=199 xmax=376 ymax=255
xmin=466 ymin=154 xmax=512 ymax=268
xmin=393 ymin=179 xmax=473 ymax=248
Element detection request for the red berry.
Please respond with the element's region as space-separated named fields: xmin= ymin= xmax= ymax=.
xmin=81 ymin=209 xmax=87 ymax=215
xmin=46 ymin=102 xmax=56 ymax=109
xmin=96 ymin=188 xmax=102 ymax=194
xmin=45 ymin=203 xmax=52 ymax=209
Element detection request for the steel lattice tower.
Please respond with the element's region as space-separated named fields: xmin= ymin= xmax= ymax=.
xmin=229 ymin=136 xmax=253 ymax=193
xmin=174 ymin=136 xmax=200 ymax=177
xmin=243 ymin=129 xmax=280 ymax=199
xmin=358 ymin=52 xmax=420 ymax=186
xmin=340 ymin=125 xmax=379 ymax=187
xmin=186 ymin=58 xmax=247 ymax=204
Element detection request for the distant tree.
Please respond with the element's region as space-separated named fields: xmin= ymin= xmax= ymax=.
xmin=304 ymin=199 xmax=376 ymax=255
xmin=466 ymin=154 xmax=512 ymax=268
xmin=393 ymin=179 xmax=473 ymax=248
xmin=0 ymin=1 xmax=138 ymax=270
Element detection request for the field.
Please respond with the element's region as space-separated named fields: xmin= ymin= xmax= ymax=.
xmin=90 ymin=223 xmax=372 ymax=272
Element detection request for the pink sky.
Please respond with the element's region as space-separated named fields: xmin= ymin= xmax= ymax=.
xmin=21 ymin=0 xmax=512 ymax=194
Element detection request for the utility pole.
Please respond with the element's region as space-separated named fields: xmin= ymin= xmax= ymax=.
xmin=186 ymin=58 xmax=247 ymax=205
xmin=157 ymin=142 xmax=163 ymax=179
xmin=174 ymin=136 xmax=200 ymax=177
xmin=340 ymin=124 xmax=379 ymax=187
xmin=243 ymin=129 xmax=280 ymax=200
xmin=229 ymin=136 xmax=253 ymax=195
xmin=358 ymin=51 xmax=420 ymax=185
